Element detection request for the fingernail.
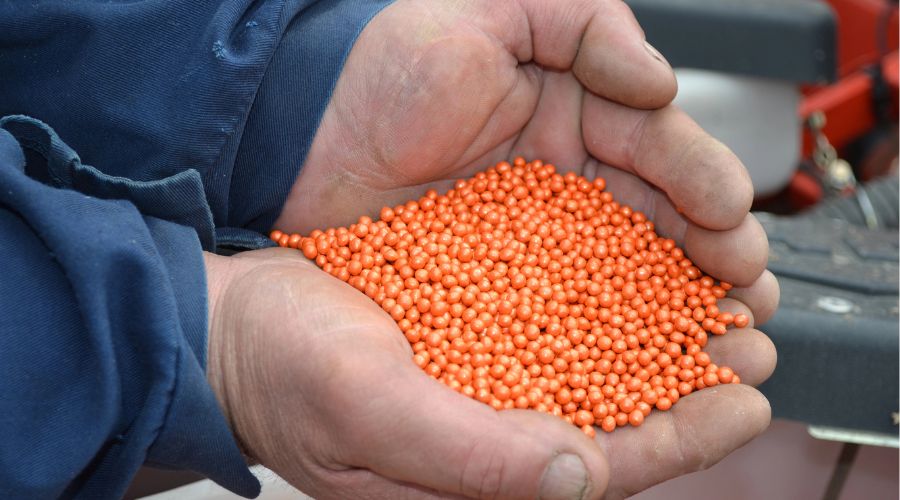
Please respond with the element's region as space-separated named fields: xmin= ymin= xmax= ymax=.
xmin=644 ymin=40 xmax=669 ymax=66
xmin=540 ymin=454 xmax=588 ymax=500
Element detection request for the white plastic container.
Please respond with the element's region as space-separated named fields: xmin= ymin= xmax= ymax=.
xmin=673 ymin=68 xmax=801 ymax=197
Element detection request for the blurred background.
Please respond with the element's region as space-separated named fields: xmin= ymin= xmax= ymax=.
xmin=633 ymin=0 xmax=900 ymax=498
xmin=129 ymin=0 xmax=899 ymax=498
xmin=627 ymin=0 xmax=899 ymax=498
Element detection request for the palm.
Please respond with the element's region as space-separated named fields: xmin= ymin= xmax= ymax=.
xmin=275 ymin=0 xmax=679 ymax=234
xmin=275 ymin=0 xmax=772 ymax=289
xmin=209 ymin=249 xmax=609 ymax=498
xmin=209 ymin=249 xmax=775 ymax=499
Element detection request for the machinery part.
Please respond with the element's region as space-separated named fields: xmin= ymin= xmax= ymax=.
xmin=756 ymin=212 xmax=899 ymax=436
xmin=808 ymin=425 xmax=899 ymax=448
xmin=802 ymin=173 xmax=899 ymax=229
xmin=807 ymin=111 xmax=854 ymax=194
xmin=800 ymin=50 xmax=899 ymax=157
xmin=822 ymin=442 xmax=860 ymax=500
xmin=674 ymin=69 xmax=801 ymax=197
xmin=626 ymin=0 xmax=837 ymax=83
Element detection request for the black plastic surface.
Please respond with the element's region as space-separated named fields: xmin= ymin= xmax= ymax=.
xmin=755 ymin=212 xmax=899 ymax=436
xmin=626 ymin=0 xmax=837 ymax=83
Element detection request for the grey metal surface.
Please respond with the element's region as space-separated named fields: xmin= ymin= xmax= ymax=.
xmin=755 ymin=212 xmax=899 ymax=436
xmin=626 ymin=0 xmax=837 ymax=83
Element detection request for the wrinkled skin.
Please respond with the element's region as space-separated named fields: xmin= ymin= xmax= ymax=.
xmin=205 ymin=1 xmax=780 ymax=498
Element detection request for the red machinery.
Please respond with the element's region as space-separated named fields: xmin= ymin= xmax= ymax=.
xmin=793 ymin=0 xmax=899 ymax=207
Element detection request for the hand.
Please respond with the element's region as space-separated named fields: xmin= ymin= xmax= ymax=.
xmin=204 ymin=247 xmax=775 ymax=500
xmin=251 ymin=0 xmax=778 ymax=497
xmin=275 ymin=0 xmax=776 ymax=289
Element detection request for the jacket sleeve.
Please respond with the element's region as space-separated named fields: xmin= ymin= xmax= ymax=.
xmin=0 ymin=0 xmax=394 ymax=240
xmin=0 ymin=116 xmax=259 ymax=498
xmin=0 ymin=1 xmax=393 ymax=496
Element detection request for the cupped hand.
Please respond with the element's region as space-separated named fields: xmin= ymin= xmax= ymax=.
xmin=274 ymin=0 xmax=775 ymax=291
xmin=278 ymin=0 xmax=680 ymax=235
xmin=243 ymin=0 xmax=779 ymax=497
xmin=204 ymin=246 xmax=775 ymax=500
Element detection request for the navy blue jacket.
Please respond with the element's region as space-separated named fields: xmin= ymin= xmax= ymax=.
xmin=0 ymin=1 xmax=391 ymax=497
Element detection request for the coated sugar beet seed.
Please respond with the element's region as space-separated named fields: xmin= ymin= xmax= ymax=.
xmin=272 ymin=159 xmax=742 ymax=435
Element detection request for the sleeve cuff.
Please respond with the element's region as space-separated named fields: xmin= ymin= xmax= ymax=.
xmin=0 ymin=115 xmax=260 ymax=498
xmin=144 ymin=333 xmax=261 ymax=498
xmin=228 ymin=0 xmax=395 ymax=234
xmin=142 ymin=210 xmax=261 ymax=497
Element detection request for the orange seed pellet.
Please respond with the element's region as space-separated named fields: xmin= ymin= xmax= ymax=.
xmin=272 ymin=159 xmax=743 ymax=435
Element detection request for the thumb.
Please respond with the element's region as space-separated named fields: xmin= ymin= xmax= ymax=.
xmin=480 ymin=0 xmax=676 ymax=109
xmin=354 ymin=361 xmax=609 ymax=500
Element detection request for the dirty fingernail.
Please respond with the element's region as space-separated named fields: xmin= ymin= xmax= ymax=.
xmin=540 ymin=454 xmax=588 ymax=500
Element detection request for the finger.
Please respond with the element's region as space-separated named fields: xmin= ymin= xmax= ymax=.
xmin=725 ymin=270 xmax=780 ymax=326
xmin=343 ymin=357 xmax=610 ymax=500
xmin=582 ymin=96 xmax=753 ymax=231
xmin=583 ymin=162 xmax=768 ymax=286
xmin=451 ymin=63 xmax=544 ymax=170
xmin=509 ymin=69 xmax=589 ymax=168
xmin=481 ymin=0 xmax=676 ymax=108
xmin=682 ymin=214 xmax=769 ymax=287
xmin=704 ymin=327 xmax=778 ymax=386
xmin=595 ymin=384 xmax=771 ymax=499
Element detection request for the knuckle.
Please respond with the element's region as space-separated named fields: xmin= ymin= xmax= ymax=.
xmin=460 ymin=440 xmax=508 ymax=499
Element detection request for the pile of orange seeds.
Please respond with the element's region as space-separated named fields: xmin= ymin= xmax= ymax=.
xmin=271 ymin=159 xmax=748 ymax=436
